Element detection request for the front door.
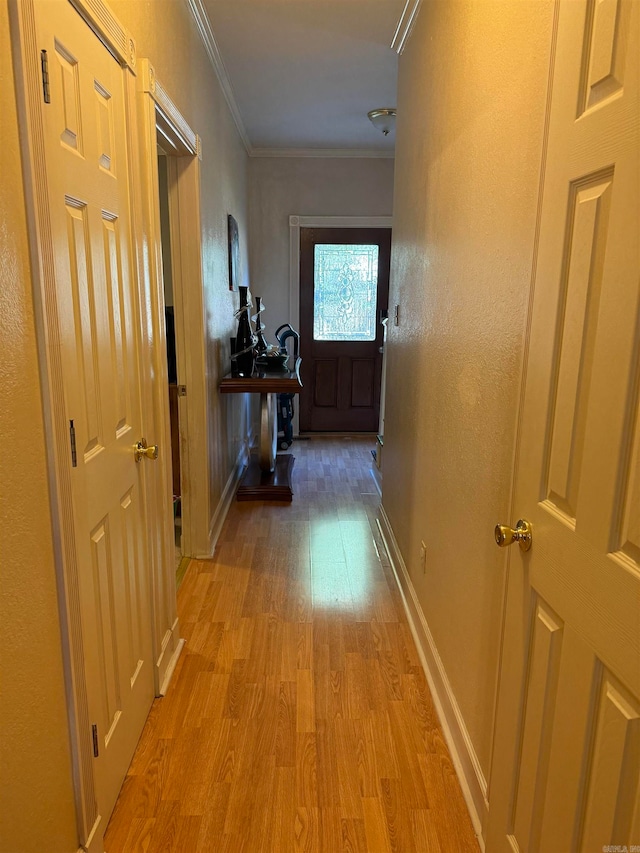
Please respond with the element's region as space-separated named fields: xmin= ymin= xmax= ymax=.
xmin=36 ymin=0 xmax=155 ymax=824
xmin=488 ymin=0 xmax=639 ymax=850
xmin=299 ymin=227 xmax=391 ymax=432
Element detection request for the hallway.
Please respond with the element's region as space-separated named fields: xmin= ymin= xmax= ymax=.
xmin=104 ymin=438 xmax=479 ymax=852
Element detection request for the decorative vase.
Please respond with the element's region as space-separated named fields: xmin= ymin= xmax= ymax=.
xmin=234 ymin=286 xmax=255 ymax=377
xmin=253 ymin=296 xmax=269 ymax=357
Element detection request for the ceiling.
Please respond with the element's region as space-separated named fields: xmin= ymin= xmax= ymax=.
xmin=201 ymin=0 xmax=406 ymax=155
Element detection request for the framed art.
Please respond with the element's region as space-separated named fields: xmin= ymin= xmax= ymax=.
xmin=227 ymin=213 xmax=240 ymax=291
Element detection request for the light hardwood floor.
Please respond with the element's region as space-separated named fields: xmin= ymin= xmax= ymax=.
xmin=105 ymin=438 xmax=479 ymax=852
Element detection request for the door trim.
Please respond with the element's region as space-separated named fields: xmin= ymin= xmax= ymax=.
xmin=137 ymin=60 xmax=208 ymax=693
xmin=138 ymin=64 xmax=211 ymax=560
xmin=9 ymin=2 xmax=141 ymax=849
xmin=68 ymin=0 xmax=137 ymax=71
xmin=289 ymin=215 xmax=393 ymax=434
xmin=485 ymin=0 xmax=561 ymax=829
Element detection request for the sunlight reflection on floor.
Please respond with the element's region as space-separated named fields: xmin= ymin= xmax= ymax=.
xmin=310 ymin=514 xmax=380 ymax=610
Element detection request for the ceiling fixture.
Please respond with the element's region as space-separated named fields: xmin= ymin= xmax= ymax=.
xmin=367 ymin=108 xmax=397 ymax=136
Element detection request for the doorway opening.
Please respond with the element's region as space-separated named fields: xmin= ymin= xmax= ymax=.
xmin=156 ymin=152 xmax=184 ymax=580
xmin=143 ymin=75 xmax=210 ymax=567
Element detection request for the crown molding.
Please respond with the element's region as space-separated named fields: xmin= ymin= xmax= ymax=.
xmin=250 ymin=147 xmax=395 ymax=160
xmin=391 ymin=0 xmax=422 ymax=54
xmin=186 ymin=0 xmax=252 ymax=153
xmin=186 ymin=0 xmax=400 ymax=159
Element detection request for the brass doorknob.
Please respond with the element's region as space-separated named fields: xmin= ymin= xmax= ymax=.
xmin=134 ymin=438 xmax=159 ymax=462
xmin=495 ymin=519 xmax=532 ymax=551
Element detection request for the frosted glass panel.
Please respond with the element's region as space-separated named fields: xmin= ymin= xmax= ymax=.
xmin=313 ymin=244 xmax=379 ymax=341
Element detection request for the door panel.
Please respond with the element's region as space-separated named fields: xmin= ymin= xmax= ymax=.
xmin=545 ymin=173 xmax=613 ymax=523
xmin=36 ymin=0 xmax=154 ymax=825
xmin=300 ymin=227 xmax=390 ymax=432
xmin=314 ymin=359 xmax=338 ymax=408
xmin=488 ymin=0 xmax=639 ymax=850
xmin=351 ymin=360 xmax=375 ymax=408
xmin=578 ymin=672 xmax=639 ymax=848
xmin=510 ymin=598 xmax=563 ymax=853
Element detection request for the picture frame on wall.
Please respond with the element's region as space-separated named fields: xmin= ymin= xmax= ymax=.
xmin=227 ymin=213 xmax=240 ymax=291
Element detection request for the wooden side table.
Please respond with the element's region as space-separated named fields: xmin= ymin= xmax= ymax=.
xmin=219 ymin=358 xmax=302 ymax=501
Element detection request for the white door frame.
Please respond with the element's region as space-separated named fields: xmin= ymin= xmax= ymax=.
xmin=139 ymin=65 xmax=211 ymax=557
xmin=10 ymin=1 xmax=145 ymax=849
xmin=288 ymin=215 xmax=393 ymax=435
xmin=136 ymin=59 xmax=211 ymax=697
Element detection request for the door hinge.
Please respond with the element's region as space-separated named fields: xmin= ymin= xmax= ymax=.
xmin=91 ymin=724 xmax=99 ymax=758
xmin=40 ymin=50 xmax=51 ymax=104
xmin=69 ymin=420 xmax=77 ymax=467
xmin=177 ymin=385 xmax=187 ymax=397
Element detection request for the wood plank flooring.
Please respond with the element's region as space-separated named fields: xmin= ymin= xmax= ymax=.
xmin=105 ymin=438 xmax=479 ymax=852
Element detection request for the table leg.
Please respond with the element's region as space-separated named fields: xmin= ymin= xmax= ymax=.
xmin=258 ymin=391 xmax=277 ymax=473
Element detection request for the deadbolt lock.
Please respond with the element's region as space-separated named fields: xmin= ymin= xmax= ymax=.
xmin=134 ymin=438 xmax=159 ymax=463
xmin=494 ymin=519 xmax=532 ymax=552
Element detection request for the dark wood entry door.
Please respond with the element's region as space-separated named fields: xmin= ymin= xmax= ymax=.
xmin=299 ymin=227 xmax=391 ymax=432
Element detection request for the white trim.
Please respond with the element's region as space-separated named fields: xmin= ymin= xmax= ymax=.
xmin=135 ymin=64 xmax=184 ymax=695
xmin=251 ymin=147 xmax=395 ymax=159
xmin=68 ymin=0 xmax=137 ymax=70
xmin=184 ymin=0 xmax=398 ymax=161
xmin=158 ymin=636 xmax=185 ymax=696
xmin=138 ymin=60 xmax=211 ymax=562
xmin=140 ymin=61 xmax=197 ymax=155
xmin=166 ymin=155 xmax=211 ymax=557
xmin=391 ymin=0 xmax=423 ymax=54
xmin=204 ymin=441 xmax=250 ymax=558
xmin=156 ymin=621 xmax=182 ymax=687
xmin=377 ymin=505 xmax=488 ymax=850
xmin=288 ymin=215 xmax=393 ymax=436
xmin=289 ymin=217 xmax=302 ymax=346
xmin=83 ymin=816 xmax=104 ymax=853
xmin=185 ymin=0 xmax=252 ymax=154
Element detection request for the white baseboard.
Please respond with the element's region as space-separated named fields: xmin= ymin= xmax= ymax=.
xmin=155 ymin=617 xmax=183 ymax=696
xmin=205 ymin=442 xmax=249 ymax=557
xmin=83 ymin=813 xmax=103 ymax=853
xmin=377 ymin=505 xmax=489 ymax=850
xmin=159 ymin=637 xmax=185 ymax=697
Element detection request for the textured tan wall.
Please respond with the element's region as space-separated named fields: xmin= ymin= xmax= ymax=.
xmin=1 ymin=1 xmax=249 ymax=849
xmin=0 ymin=3 xmax=78 ymax=851
xmin=383 ymin=0 xmax=553 ymax=779
xmin=248 ymin=157 xmax=395 ymax=340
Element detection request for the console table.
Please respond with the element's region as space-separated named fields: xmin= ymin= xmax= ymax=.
xmin=219 ymin=358 xmax=302 ymax=501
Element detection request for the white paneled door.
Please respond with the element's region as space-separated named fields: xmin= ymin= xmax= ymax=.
xmin=36 ymin=1 xmax=154 ymax=824
xmin=488 ymin=0 xmax=639 ymax=851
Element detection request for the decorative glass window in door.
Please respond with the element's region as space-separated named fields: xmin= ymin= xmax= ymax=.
xmin=313 ymin=244 xmax=379 ymax=341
